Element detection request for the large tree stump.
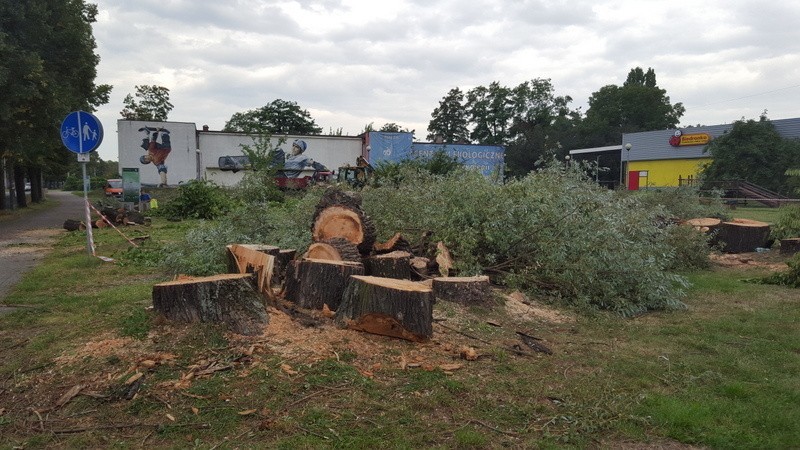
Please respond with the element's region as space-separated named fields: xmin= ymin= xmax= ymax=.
xmin=225 ymin=244 xmax=276 ymax=298
xmin=432 ymin=276 xmax=492 ymax=306
xmin=716 ymin=219 xmax=771 ymax=253
xmin=335 ymin=276 xmax=433 ymax=342
xmin=311 ymin=188 xmax=376 ymax=255
xmin=283 ymin=259 xmax=364 ymax=310
xmin=152 ymin=273 xmax=268 ymax=336
xmin=364 ymin=251 xmax=412 ymax=279
xmin=780 ymin=238 xmax=800 ymax=256
xmin=303 ymin=237 xmax=362 ymax=262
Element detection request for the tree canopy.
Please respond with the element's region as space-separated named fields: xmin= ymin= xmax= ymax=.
xmin=427 ymin=87 xmax=469 ymax=142
xmin=579 ymin=67 xmax=685 ymax=147
xmin=0 ymin=0 xmax=110 ymax=207
xmin=223 ymin=99 xmax=322 ymax=135
xmin=701 ymin=116 xmax=800 ymax=196
xmin=120 ymin=85 xmax=173 ymax=121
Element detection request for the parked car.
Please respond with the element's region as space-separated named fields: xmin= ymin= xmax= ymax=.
xmin=104 ymin=179 xmax=123 ymax=198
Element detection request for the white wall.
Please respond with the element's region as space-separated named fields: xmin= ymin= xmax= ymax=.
xmin=117 ymin=120 xmax=198 ymax=186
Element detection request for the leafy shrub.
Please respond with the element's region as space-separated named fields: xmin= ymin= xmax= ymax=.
xmin=361 ymin=165 xmax=702 ymax=315
xmin=635 ymin=186 xmax=729 ymax=221
xmin=158 ymin=179 xmax=232 ymax=220
xmin=160 ymin=191 xmax=321 ymax=276
xmin=370 ymin=149 xmax=463 ymax=187
xmin=771 ymin=205 xmax=800 ymax=240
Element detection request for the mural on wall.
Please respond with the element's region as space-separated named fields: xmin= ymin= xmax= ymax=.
xmin=277 ymin=139 xmax=328 ymax=177
xmin=138 ymin=127 xmax=172 ymax=186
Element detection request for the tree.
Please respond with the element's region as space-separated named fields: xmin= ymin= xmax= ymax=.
xmin=580 ymin=67 xmax=685 ymax=146
xmin=0 ymin=0 xmax=110 ymax=208
xmin=223 ymin=99 xmax=322 ymax=135
xmin=120 ymin=85 xmax=173 ymax=121
xmin=701 ymin=116 xmax=800 ymax=196
xmin=379 ymin=122 xmax=414 ymax=134
xmin=465 ymin=82 xmax=514 ymax=145
xmin=427 ymin=87 xmax=470 ymax=142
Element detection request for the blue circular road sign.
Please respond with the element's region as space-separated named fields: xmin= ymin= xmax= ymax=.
xmin=60 ymin=111 xmax=104 ymax=153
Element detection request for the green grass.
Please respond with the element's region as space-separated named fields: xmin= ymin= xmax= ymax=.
xmin=728 ymin=205 xmax=785 ymax=223
xmin=1 ymin=218 xmax=798 ymax=448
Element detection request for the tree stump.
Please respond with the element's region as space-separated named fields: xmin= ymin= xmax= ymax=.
xmin=432 ymin=276 xmax=492 ymax=306
xmin=283 ymin=259 xmax=364 ymax=310
xmin=63 ymin=219 xmax=85 ymax=231
xmin=335 ymin=275 xmax=433 ymax=342
xmin=780 ymin=238 xmax=800 ymax=256
xmin=273 ymin=249 xmax=296 ymax=286
xmin=152 ymin=273 xmax=268 ymax=335
xmin=716 ymin=219 xmax=771 ymax=253
xmin=225 ymin=244 xmax=276 ymax=298
xmin=311 ymin=188 xmax=376 ymax=255
xmin=364 ymin=251 xmax=412 ymax=279
xmin=303 ymin=237 xmax=362 ymax=262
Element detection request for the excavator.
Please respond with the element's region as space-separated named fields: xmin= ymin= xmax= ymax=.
xmin=337 ymin=156 xmax=373 ymax=188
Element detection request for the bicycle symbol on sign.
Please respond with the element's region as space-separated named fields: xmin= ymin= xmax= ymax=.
xmin=62 ymin=127 xmax=79 ymax=139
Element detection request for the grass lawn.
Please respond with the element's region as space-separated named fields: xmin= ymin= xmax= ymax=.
xmin=726 ymin=205 xmax=787 ymax=224
xmin=0 ymin=218 xmax=798 ymax=448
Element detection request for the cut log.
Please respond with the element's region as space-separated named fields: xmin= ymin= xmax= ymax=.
xmin=780 ymin=238 xmax=800 ymax=256
xmin=435 ymin=242 xmax=454 ymax=277
xmin=311 ymin=188 xmax=376 ymax=254
xmin=226 ymin=244 xmax=279 ymax=274
xmin=684 ymin=217 xmax=722 ymax=233
xmin=303 ymin=237 xmax=362 ymax=262
xmin=364 ymin=251 xmax=412 ymax=279
xmin=374 ymin=232 xmax=412 ymax=254
xmin=410 ymin=256 xmax=432 ymax=280
xmin=123 ymin=210 xmax=146 ymax=225
xmin=335 ymin=275 xmax=433 ymax=342
xmin=225 ymin=244 xmax=276 ymax=298
xmin=152 ymin=273 xmax=268 ymax=336
xmin=432 ymin=276 xmax=492 ymax=306
xmin=283 ymin=259 xmax=364 ymax=310
xmin=716 ymin=218 xmax=771 ymax=253
xmin=63 ymin=219 xmax=85 ymax=232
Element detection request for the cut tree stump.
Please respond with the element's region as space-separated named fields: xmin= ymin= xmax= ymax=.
xmin=432 ymin=276 xmax=492 ymax=306
xmin=283 ymin=259 xmax=364 ymax=310
xmin=152 ymin=273 xmax=268 ymax=336
xmin=780 ymin=238 xmax=800 ymax=256
xmin=303 ymin=237 xmax=362 ymax=262
xmin=410 ymin=257 xmax=432 ymax=279
xmin=374 ymin=232 xmax=412 ymax=254
xmin=716 ymin=218 xmax=771 ymax=253
xmin=273 ymin=249 xmax=296 ymax=286
xmin=311 ymin=188 xmax=376 ymax=255
xmin=63 ymin=219 xmax=85 ymax=231
xmin=364 ymin=251 xmax=412 ymax=279
xmin=684 ymin=217 xmax=722 ymax=234
xmin=225 ymin=244 xmax=276 ymax=298
xmin=335 ymin=275 xmax=434 ymax=342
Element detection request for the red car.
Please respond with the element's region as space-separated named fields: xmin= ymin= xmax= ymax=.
xmin=103 ymin=179 xmax=123 ymax=198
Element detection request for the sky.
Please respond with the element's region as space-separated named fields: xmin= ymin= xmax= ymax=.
xmin=89 ymin=0 xmax=800 ymax=161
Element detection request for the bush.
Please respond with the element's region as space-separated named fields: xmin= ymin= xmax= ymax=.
xmin=158 ymin=180 xmax=232 ymax=220
xmin=370 ymin=149 xmax=463 ymax=187
xmin=360 ymin=165 xmax=700 ymax=316
xmin=750 ymin=253 xmax=800 ymax=288
xmin=771 ymin=205 xmax=800 ymax=240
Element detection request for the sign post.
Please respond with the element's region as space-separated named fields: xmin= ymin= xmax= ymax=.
xmin=60 ymin=111 xmax=104 ymax=255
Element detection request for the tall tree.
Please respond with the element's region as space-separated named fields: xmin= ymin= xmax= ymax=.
xmin=223 ymin=99 xmax=322 ymax=135
xmin=580 ymin=67 xmax=684 ymax=146
xmin=427 ymin=87 xmax=470 ymax=142
xmin=120 ymin=85 xmax=173 ymax=121
xmin=701 ymin=116 xmax=800 ymax=195
xmin=465 ymin=82 xmax=514 ymax=145
xmin=0 ymin=0 xmax=110 ymax=207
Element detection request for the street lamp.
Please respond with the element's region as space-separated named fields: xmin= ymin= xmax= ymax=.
xmin=624 ymin=143 xmax=632 ymax=189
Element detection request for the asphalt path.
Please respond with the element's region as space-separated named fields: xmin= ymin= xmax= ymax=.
xmin=0 ymin=190 xmax=87 ymax=313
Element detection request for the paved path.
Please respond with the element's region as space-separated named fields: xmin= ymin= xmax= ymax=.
xmin=0 ymin=190 xmax=86 ymax=312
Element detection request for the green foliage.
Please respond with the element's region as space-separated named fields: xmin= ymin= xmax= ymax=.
xmin=120 ymin=85 xmax=173 ymax=121
xmin=770 ymin=205 xmax=800 ymax=240
xmin=160 ymin=193 xmax=320 ymax=275
xmin=751 ymin=253 xmax=800 ymax=288
xmin=635 ymin=186 xmax=729 ymax=221
xmin=361 ymin=164 xmax=703 ymax=315
xmin=701 ymin=117 xmax=800 ymax=195
xmin=427 ymin=87 xmax=470 ymax=142
xmin=159 ymin=180 xmax=232 ymax=220
xmin=234 ymin=131 xmax=285 ymax=204
xmin=223 ymin=99 xmax=322 ymax=134
xmin=370 ymin=150 xmax=464 ymax=187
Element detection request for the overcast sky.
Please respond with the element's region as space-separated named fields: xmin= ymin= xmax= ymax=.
xmin=90 ymin=0 xmax=800 ymax=161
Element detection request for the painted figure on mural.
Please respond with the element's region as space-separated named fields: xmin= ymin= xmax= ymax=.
xmin=282 ymin=139 xmax=326 ymax=177
xmin=138 ymin=127 xmax=171 ymax=187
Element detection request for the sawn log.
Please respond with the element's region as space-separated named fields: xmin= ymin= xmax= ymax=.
xmin=283 ymin=259 xmax=365 ymax=310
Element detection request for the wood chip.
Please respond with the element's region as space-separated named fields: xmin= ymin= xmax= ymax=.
xmin=439 ymin=363 xmax=463 ymax=371
xmin=54 ymin=384 xmax=84 ymax=409
xmin=460 ymin=346 xmax=478 ymax=361
xmin=280 ymin=364 xmax=298 ymax=376
xmin=166 ymin=413 xmax=176 ymax=421
xmin=191 ymin=407 xmax=199 ymax=415
xmin=125 ymin=372 xmax=144 ymax=385
xmin=238 ymin=409 xmax=257 ymax=416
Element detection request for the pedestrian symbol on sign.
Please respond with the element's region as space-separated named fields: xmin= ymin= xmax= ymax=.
xmin=60 ymin=111 xmax=103 ymax=154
